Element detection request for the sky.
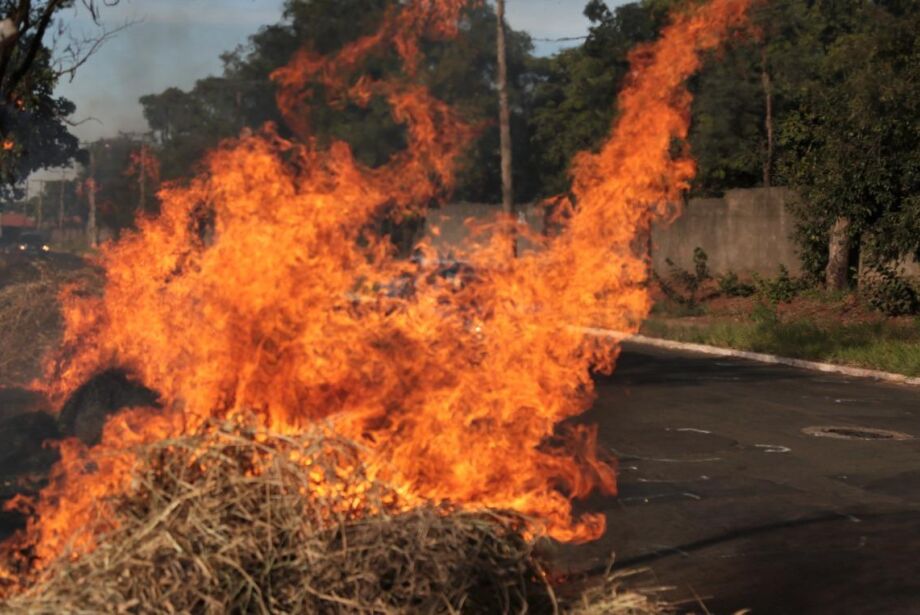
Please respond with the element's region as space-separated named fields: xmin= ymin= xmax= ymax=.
xmin=54 ymin=0 xmax=611 ymax=144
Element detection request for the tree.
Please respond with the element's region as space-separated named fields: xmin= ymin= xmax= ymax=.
xmin=141 ymin=0 xmax=541 ymax=204
xmin=529 ymin=1 xmax=658 ymax=197
xmin=778 ymin=0 xmax=920 ymax=287
xmin=0 ymin=0 xmax=124 ymax=196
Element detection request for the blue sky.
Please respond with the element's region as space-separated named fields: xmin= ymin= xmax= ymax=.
xmin=56 ymin=0 xmax=618 ymax=142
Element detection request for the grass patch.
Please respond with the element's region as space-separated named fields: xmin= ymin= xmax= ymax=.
xmin=641 ymin=314 xmax=920 ymax=376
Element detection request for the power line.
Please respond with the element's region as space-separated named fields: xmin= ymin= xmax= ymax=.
xmin=532 ymin=35 xmax=589 ymax=42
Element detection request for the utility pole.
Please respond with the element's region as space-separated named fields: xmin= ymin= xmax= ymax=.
xmin=36 ymin=181 xmax=43 ymax=230
xmin=58 ymin=170 xmax=65 ymax=230
xmin=87 ymin=146 xmax=97 ymax=248
xmin=495 ymin=0 xmax=515 ymax=257
xmin=138 ymin=144 xmax=146 ymax=213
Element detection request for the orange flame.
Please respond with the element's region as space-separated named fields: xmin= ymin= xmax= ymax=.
xmin=4 ymin=0 xmax=753 ymax=574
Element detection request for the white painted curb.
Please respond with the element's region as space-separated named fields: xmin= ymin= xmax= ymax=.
xmin=581 ymin=327 xmax=920 ymax=387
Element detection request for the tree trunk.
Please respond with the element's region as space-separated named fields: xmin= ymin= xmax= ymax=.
xmin=87 ymin=148 xmax=97 ymax=248
xmin=825 ymin=217 xmax=851 ymax=291
xmin=495 ymin=0 xmax=515 ymax=257
xmin=761 ymin=46 xmax=773 ymax=189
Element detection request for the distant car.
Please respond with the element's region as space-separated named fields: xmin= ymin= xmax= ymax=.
xmin=13 ymin=232 xmax=51 ymax=256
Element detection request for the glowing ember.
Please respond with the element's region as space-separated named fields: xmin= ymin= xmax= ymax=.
xmin=4 ymin=0 xmax=753 ymax=576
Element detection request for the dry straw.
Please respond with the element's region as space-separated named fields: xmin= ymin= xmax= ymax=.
xmin=2 ymin=421 xmax=664 ymax=614
xmin=0 ymin=259 xmax=100 ymax=387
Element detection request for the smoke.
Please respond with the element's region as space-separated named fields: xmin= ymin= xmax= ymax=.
xmin=55 ymin=1 xmax=285 ymax=142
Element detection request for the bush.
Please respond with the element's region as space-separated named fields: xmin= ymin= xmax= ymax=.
xmin=653 ymin=247 xmax=714 ymax=311
xmin=717 ymin=271 xmax=756 ymax=297
xmin=863 ymin=267 xmax=920 ymax=316
xmin=754 ymin=265 xmax=806 ymax=304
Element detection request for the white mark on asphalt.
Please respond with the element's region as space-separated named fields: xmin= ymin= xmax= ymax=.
xmin=674 ymin=427 xmax=712 ymax=435
xmin=640 ymin=456 xmax=722 ymax=463
xmin=755 ymin=444 xmax=791 ymax=454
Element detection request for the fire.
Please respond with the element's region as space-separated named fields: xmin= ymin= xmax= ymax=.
xmin=4 ymin=0 xmax=753 ymax=576
xmin=2 ymin=140 xmax=13 ymax=151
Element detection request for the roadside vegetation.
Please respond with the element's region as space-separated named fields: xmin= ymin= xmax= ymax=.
xmin=645 ymin=249 xmax=920 ymax=376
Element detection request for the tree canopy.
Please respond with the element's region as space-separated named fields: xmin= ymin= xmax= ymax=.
xmin=0 ymin=0 xmax=123 ymax=196
xmin=133 ymin=0 xmax=920 ymax=282
xmin=141 ymin=0 xmax=541 ymax=203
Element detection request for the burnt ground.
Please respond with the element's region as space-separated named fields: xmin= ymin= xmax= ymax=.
xmin=1 ymin=344 xmax=919 ymax=613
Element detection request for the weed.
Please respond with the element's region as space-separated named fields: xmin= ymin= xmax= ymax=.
xmin=862 ymin=266 xmax=919 ymax=316
xmin=653 ymin=247 xmax=715 ymax=311
xmin=718 ymin=271 xmax=756 ymax=298
xmin=754 ymin=265 xmax=806 ymax=304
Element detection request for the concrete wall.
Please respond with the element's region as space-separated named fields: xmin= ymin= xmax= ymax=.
xmin=425 ymin=191 xmax=920 ymax=279
xmin=424 ymin=193 xmax=800 ymax=274
xmin=652 ymin=188 xmax=801 ymax=276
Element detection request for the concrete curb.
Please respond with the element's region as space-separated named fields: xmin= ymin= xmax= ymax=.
xmin=581 ymin=327 xmax=920 ymax=387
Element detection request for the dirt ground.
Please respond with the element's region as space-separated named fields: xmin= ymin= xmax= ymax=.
xmin=650 ymin=278 xmax=916 ymax=328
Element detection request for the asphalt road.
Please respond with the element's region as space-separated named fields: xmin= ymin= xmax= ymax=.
xmin=558 ymin=342 xmax=920 ymax=614
xmin=1 ymin=343 xmax=918 ymax=613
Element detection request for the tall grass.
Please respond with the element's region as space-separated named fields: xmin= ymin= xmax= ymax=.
xmin=642 ymin=312 xmax=920 ymax=376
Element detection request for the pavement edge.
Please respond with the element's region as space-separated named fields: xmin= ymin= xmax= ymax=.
xmin=582 ymin=327 xmax=920 ymax=387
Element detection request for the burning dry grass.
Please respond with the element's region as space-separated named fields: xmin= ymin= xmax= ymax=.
xmin=1 ymin=422 xmax=664 ymax=614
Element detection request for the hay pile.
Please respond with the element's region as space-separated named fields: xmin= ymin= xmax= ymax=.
xmin=1 ymin=422 xmax=665 ymax=614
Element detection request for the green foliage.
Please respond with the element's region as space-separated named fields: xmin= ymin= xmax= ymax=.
xmin=654 ymin=247 xmax=713 ymax=311
xmin=642 ymin=316 xmax=920 ymax=376
xmin=862 ymin=266 xmax=920 ymax=317
xmin=129 ymin=0 xmax=920 ymax=285
xmin=0 ymin=1 xmax=126 ymax=196
xmin=717 ymin=271 xmax=756 ymax=297
xmin=753 ymin=265 xmax=805 ymax=304
xmin=751 ymin=300 xmax=779 ymax=327
xmin=779 ymin=1 xmax=920 ymax=271
xmin=0 ymin=50 xmax=80 ymax=197
xmin=528 ymin=2 xmax=658 ymax=196
xmin=141 ymin=1 xmax=542 ymax=203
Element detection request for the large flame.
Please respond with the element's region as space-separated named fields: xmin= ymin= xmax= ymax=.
xmin=5 ymin=0 xmax=752 ymax=573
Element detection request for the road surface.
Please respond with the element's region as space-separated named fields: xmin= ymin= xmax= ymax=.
xmin=559 ymin=342 xmax=920 ymax=614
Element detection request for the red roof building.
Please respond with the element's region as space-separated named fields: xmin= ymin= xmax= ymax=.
xmin=0 ymin=212 xmax=36 ymax=228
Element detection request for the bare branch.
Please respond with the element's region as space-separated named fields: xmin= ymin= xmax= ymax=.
xmin=53 ymin=19 xmax=135 ymax=83
xmin=63 ymin=114 xmax=102 ymax=127
xmin=81 ymin=0 xmax=121 ymax=25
